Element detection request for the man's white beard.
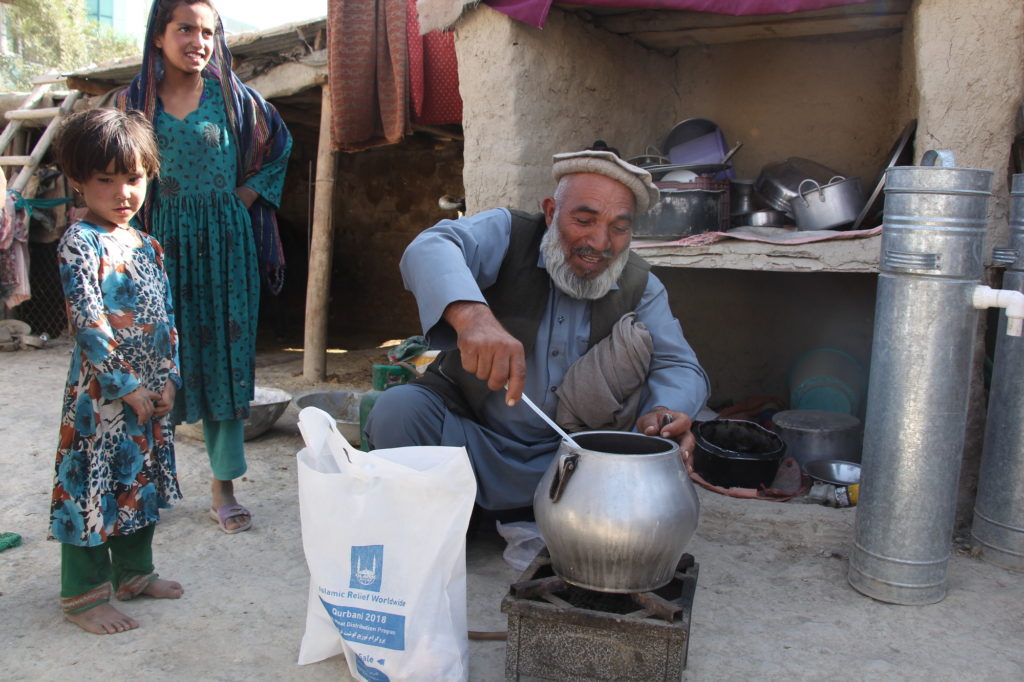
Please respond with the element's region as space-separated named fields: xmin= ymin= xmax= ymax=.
xmin=541 ymin=222 xmax=630 ymax=300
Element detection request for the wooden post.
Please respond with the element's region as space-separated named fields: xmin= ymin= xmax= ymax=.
xmin=303 ymin=82 xmax=336 ymax=381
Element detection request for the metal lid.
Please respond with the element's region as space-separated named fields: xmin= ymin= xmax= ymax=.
xmin=771 ymin=409 xmax=861 ymax=431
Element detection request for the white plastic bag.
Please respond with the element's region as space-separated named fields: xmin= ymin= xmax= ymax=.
xmin=495 ymin=521 xmax=546 ymax=572
xmin=295 ymin=406 xmax=476 ymax=681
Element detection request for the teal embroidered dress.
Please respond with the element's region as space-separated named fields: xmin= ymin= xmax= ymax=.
xmin=51 ymin=222 xmax=182 ymax=547
xmin=150 ymin=79 xmax=288 ymax=424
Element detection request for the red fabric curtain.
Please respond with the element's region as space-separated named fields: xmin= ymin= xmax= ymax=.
xmin=407 ymin=2 xmax=463 ymax=126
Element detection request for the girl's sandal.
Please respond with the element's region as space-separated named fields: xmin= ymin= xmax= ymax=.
xmin=209 ymin=504 xmax=252 ymax=534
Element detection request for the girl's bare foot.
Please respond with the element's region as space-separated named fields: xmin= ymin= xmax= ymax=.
xmin=142 ymin=578 xmax=184 ymax=599
xmin=65 ymin=603 xmax=139 ymax=635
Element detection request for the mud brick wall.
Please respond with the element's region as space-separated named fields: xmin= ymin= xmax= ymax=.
xmin=329 ymin=135 xmax=465 ymax=341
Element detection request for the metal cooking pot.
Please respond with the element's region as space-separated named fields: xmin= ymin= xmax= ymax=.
xmin=533 ymin=431 xmax=700 ymax=593
xmin=791 ymin=175 xmax=865 ymax=230
xmin=633 ymin=183 xmax=727 ymax=239
xmin=754 ymin=157 xmax=842 ymax=216
xmin=691 ymin=419 xmax=786 ymax=489
xmin=730 ymin=179 xmax=756 ymax=215
xmin=771 ymin=409 xmax=863 ymax=472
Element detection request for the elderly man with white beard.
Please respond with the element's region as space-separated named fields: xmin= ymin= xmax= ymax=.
xmin=364 ymin=150 xmax=710 ymax=514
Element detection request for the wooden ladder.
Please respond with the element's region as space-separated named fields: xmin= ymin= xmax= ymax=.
xmin=0 ymin=74 xmax=81 ymax=196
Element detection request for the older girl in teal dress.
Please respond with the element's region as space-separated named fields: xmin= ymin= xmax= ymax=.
xmin=119 ymin=0 xmax=292 ymax=533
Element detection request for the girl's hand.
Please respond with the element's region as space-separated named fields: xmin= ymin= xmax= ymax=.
xmin=153 ymin=381 xmax=177 ymax=418
xmin=235 ymin=186 xmax=259 ymax=209
xmin=123 ymin=387 xmax=160 ymax=423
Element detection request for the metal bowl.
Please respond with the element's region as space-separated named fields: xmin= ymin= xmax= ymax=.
xmin=734 ymin=209 xmax=790 ymax=227
xmin=293 ymin=389 xmax=363 ymax=445
xmin=804 ymin=459 xmax=862 ymax=486
xmin=176 ymin=386 xmax=292 ymax=441
xmin=646 ymin=162 xmax=732 ymax=181
xmin=628 ymin=153 xmax=669 ymax=168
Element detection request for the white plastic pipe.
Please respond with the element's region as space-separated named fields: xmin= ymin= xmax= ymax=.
xmin=973 ymin=285 xmax=1024 ymax=336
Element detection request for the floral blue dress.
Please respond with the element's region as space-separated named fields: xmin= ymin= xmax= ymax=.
xmin=51 ymin=221 xmax=182 ymax=547
xmin=149 ymin=78 xmax=288 ymax=424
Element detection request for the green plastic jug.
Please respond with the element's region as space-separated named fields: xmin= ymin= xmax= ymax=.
xmin=358 ymin=364 xmax=414 ymax=451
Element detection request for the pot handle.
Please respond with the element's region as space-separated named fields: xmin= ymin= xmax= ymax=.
xmin=921 ymin=149 xmax=956 ymax=168
xmin=827 ymin=175 xmax=847 ymax=184
xmin=797 ymin=178 xmax=824 ymax=205
xmin=548 ymin=452 xmax=580 ymax=502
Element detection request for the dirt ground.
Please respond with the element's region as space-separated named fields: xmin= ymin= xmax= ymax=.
xmin=2 ymin=338 xmax=1023 ymax=681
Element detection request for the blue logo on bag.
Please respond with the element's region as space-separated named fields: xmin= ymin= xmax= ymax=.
xmin=350 ymin=545 xmax=384 ymax=592
xmin=355 ymin=656 xmax=390 ymax=681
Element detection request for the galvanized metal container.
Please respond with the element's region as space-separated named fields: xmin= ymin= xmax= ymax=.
xmin=848 ymin=150 xmax=993 ymax=604
xmin=971 ymin=173 xmax=1024 ymax=572
xmin=533 ymin=431 xmax=700 ymax=593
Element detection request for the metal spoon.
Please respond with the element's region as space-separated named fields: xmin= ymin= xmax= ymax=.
xmin=516 ymin=389 xmax=582 ymax=450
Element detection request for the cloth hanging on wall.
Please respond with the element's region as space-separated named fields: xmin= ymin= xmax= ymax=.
xmin=328 ymin=0 xmax=462 ymax=151
xmin=329 ymin=0 xmax=413 ymax=152
xmin=1 ymin=191 xmax=31 ymax=307
xmin=407 ymin=0 xmax=463 ymax=126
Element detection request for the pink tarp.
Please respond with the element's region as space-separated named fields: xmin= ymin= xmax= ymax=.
xmin=485 ymin=0 xmax=873 ymax=30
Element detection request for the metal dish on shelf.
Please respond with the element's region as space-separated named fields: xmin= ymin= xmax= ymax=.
xmin=733 ymin=209 xmax=790 ymax=227
xmin=850 ymin=119 xmax=917 ymax=230
xmin=645 ymin=163 xmax=732 ymax=181
xmin=804 ymin=459 xmax=862 ymax=487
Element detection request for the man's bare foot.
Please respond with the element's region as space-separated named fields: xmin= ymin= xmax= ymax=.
xmin=211 ymin=478 xmax=251 ymax=532
xmin=65 ymin=603 xmax=139 ymax=635
xmin=142 ymin=578 xmax=184 ymax=599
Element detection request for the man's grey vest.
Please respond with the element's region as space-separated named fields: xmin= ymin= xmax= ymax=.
xmin=416 ymin=210 xmax=651 ymax=421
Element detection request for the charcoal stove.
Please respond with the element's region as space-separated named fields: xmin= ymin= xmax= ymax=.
xmin=500 ymin=550 xmax=698 ymax=681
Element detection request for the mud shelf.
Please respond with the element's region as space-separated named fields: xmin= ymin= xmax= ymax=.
xmin=634 ymin=234 xmax=882 ymax=273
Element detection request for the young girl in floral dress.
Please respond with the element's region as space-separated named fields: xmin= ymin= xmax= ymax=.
xmin=51 ymin=108 xmax=184 ymax=634
xmin=118 ymin=0 xmax=291 ymax=534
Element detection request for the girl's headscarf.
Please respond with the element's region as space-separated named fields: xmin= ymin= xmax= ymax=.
xmin=118 ymin=0 xmax=292 ymax=295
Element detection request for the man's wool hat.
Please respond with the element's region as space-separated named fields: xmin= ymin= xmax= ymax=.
xmin=551 ymin=150 xmax=660 ymax=213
